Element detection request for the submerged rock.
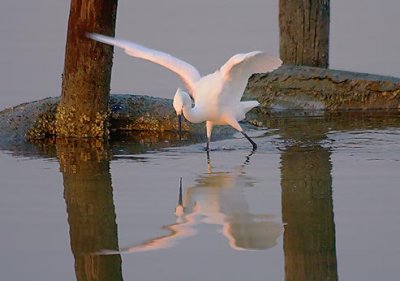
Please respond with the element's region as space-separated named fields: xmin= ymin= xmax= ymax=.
xmin=246 ymin=65 xmax=400 ymax=112
xmin=0 ymin=97 xmax=59 ymax=144
xmin=1 ymin=65 xmax=399 ymax=148
xmin=109 ymin=94 xmax=189 ymax=132
xmin=0 ymin=94 xmax=235 ymax=147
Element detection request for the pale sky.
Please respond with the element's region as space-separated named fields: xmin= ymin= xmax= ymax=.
xmin=0 ymin=0 xmax=399 ymax=109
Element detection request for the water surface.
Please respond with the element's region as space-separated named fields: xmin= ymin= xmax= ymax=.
xmin=1 ymin=112 xmax=399 ymax=281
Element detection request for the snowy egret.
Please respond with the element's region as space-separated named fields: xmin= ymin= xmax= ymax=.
xmin=88 ymin=33 xmax=282 ymax=150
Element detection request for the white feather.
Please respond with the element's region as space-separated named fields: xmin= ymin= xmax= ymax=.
xmin=87 ymin=33 xmax=282 ymax=149
xmin=87 ymin=33 xmax=201 ymax=96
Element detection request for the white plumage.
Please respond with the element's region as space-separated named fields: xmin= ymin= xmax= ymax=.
xmin=88 ymin=33 xmax=282 ymax=150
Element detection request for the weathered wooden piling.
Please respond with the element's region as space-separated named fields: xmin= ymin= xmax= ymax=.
xmin=56 ymin=0 xmax=118 ymax=138
xmin=279 ymin=0 xmax=330 ymax=67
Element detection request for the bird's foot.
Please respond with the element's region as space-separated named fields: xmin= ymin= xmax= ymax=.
xmin=204 ymin=140 xmax=210 ymax=152
xmin=241 ymin=132 xmax=257 ymax=151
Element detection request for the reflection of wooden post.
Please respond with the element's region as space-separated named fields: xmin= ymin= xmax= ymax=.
xmin=56 ymin=0 xmax=118 ymax=138
xmin=279 ymin=0 xmax=330 ymax=67
xmin=281 ymin=145 xmax=338 ymax=281
xmin=57 ymin=139 xmax=123 ymax=281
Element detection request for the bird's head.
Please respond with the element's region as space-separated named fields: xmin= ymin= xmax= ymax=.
xmin=173 ymin=88 xmax=188 ymax=115
xmin=173 ymin=88 xmax=191 ymax=139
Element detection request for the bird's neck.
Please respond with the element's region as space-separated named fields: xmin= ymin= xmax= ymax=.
xmin=182 ymin=105 xmax=205 ymax=124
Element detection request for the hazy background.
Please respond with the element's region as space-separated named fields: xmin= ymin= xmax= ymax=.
xmin=1 ymin=0 xmax=399 ymax=110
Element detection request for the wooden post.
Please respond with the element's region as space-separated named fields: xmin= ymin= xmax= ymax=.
xmin=56 ymin=0 xmax=118 ymax=138
xmin=279 ymin=0 xmax=330 ymax=68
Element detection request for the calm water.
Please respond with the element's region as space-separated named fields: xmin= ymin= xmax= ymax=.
xmin=1 ymin=1 xmax=400 ymax=280
xmin=0 ymin=112 xmax=399 ymax=281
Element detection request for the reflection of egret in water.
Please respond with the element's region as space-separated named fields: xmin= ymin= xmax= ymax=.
xmin=190 ymin=152 xmax=283 ymax=250
xmin=101 ymin=178 xmax=200 ymax=254
xmin=102 ymin=152 xmax=282 ymax=255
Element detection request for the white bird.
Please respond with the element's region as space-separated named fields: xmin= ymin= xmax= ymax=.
xmin=87 ymin=33 xmax=282 ymax=150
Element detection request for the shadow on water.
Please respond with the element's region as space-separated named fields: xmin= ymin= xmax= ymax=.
xmin=0 ymin=130 xmax=203 ymax=159
xmin=109 ymin=130 xmax=204 ymax=156
xmin=276 ymin=117 xmax=338 ymax=281
xmin=56 ymin=139 xmax=123 ymax=281
xmin=2 ymin=111 xmax=399 ymax=159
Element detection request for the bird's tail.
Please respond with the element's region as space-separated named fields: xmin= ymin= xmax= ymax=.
xmin=235 ymin=100 xmax=259 ymax=121
xmin=240 ymin=100 xmax=259 ymax=114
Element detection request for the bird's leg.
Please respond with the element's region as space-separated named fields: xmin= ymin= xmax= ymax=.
xmin=241 ymin=131 xmax=257 ymax=151
xmin=205 ymin=121 xmax=213 ymax=151
xmin=225 ymin=118 xmax=257 ymax=151
xmin=206 ymin=149 xmax=211 ymax=164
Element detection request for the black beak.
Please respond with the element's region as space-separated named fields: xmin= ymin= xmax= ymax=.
xmin=178 ymin=114 xmax=182 ymax=140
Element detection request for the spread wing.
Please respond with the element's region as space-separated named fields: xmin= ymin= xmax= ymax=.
xmin=87 ymin=33 xmax=201 ymax=97
xmin=220 ymin=51 xmax=282 ymax=102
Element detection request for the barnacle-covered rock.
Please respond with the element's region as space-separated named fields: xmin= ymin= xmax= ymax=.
xmin=0 ymin=94 xmax=223 ymax=146
xmin=246 ymin=65 xmax=400 ymax=112
xmin=2 ymin=65 xmax=399 ymax=148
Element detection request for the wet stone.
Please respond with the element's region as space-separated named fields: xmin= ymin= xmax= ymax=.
xmin=1 ymin=65 xmax=400 ymax=148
